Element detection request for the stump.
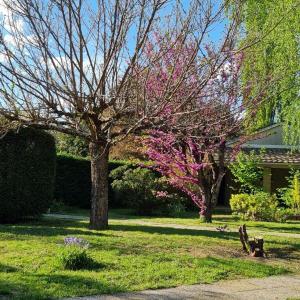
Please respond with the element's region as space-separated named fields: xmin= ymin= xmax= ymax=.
xmin=239 ymin=224 xmax=265 ymax=257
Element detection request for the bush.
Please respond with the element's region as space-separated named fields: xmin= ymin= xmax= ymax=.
xmin=110 ymin=166 xmax=186 ymax=215
xmin=0 ymin=128 xmax=56 ymax=223
xmin=230 ymin=192 xmax=278 ymax=221
xmin=52 ymin=131 xmax=89 ymax=157
xmin=110 ymin=167 xmax=159 ymax=215
xmin=55 ymin=155 xmax=91 ymax=208
xmin=274 ymin=208 xmax=297 ymax=223
xmin=55 ymin=154 xmax=135 ymax=208
xmin=58 ymin=245 xmax=94 ymax=270
xmin=55 ymin=155 xmax=187 ymax=213
xmin=277 ymin=170 xmax=300 ymax=210
xmin=163 ymin=201 xmax=186 ymax=217
xmin=229 ymin=150 xmax=264 ymax=193
xmin=58 ymin=237 xmax=99 ymax=270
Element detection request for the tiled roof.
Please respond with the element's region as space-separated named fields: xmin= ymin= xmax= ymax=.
xmin=244 ymin=148 xmax=300 ymax=165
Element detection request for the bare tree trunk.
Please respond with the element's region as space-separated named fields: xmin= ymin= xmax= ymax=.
xmin=89 ymin=141 xmax=109 ymax=230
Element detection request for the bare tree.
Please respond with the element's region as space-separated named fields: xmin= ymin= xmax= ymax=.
xmin=0 ymin=0 xmax=241 ymax=229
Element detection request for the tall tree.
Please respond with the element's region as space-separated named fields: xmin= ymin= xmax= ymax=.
xmin=234 ymin=0 xmax=300 ymax=144
xmin=139 ymin=37 xmax=263 ymax=222
xmin=0 ymin=0 xmax=241 ymax=229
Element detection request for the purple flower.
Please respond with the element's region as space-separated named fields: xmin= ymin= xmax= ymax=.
xmin=64 ymin=237 xmax=89 ymax=248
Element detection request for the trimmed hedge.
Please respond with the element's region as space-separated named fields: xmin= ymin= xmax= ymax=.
xmin=0 ymin=128 xmax=56 ymax=223
xmin=55 ymin=154 xmax=135 ymax=208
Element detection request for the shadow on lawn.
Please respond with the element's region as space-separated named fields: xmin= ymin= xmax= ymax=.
xmin=108 ymin=224 xmax=240 ymax=240
xmin=109 ymin=208 xmax=234 ymax=221
xmin=0 ymin=218 xmax=240 ymax=240
xmin=267 ymin=246 xmax=300 ymax=260
xmin=246 ymin=224 xmax=300 ymax=234
xmin=0 ymin=263 xmax=18 ymax=273
xmin=0 ymin=273 xmax=124 ymax=300
xmin=0 ymin=219 xmax=103 ymax=238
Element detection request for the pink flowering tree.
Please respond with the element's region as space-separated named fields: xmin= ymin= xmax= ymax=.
xmin=140 ymin=37 xmax=262 ymax=222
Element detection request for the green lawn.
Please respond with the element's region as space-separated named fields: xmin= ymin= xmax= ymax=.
xmin=1 ymin=215 xmax=300 ymax=299
xmin=56 ymin=206 xmax=300 ymax=234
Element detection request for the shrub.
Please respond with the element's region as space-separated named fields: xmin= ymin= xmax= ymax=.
xmin=110 ymin=166 xmax=187 ymax=215
xmin=49 ymin=199 xmax=65 ymax=213
xmin=230 ymin=192 xmax=278 ymax=221
xmin=55 ymin=155 xmax=91 ymax=208
xmin=52 ymin=131 xmax=89 ymax=157
xmin=110 ymin=167 xmax=159 ymax=215
xmin=277 ymin=170 xmax=300 ymax=210
xmin=229 ymin=150 xmax=264 ymax=193
xmin=0 ymin=128 xmax=56 ymax=223
xmin=58 ymin=237 xmax=98 ymax=270
xmin=274 ymin=208 xmax=297 ymax=223
xmin=59 ymin=246 xmax=94 ymax=270
xmin=55 ymin=154 xmax=134 ymax=208
xmin=163 ymin=201 xmax=186 ymax=217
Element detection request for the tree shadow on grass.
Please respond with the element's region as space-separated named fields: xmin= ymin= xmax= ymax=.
xmin=264 ymin=237 xmax=300 ymax=249
xmin=108 ymin=224 xmax=240 ymax=240
xmin=205 ymin=256 xmax=288 ymax=277
xmin=267 ymin=246 xmax=300 ymax=260
xmin=0 ymin=219 xmax=103 ymax=238
xmin=0 ymin=273 xmax=126 ymax=300
xmin=246 ymin=224 xmax=300 ymax=234
xmin=0 ymin=263 xmax=18 ymax=273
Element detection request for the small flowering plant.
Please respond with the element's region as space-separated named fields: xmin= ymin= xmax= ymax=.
xmin=58 ymin=236 xmax=95 ymax=270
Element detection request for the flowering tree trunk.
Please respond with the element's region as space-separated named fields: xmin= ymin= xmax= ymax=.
xmin=89 ymin=141 xmax=109 ymax=229
xmin=199 ymin=173 xmax=225 ymax=222
xmin=199 ymin=192 xmax=213 ymax=222
xmin=199 ymin=145 xmax=226 ymax=222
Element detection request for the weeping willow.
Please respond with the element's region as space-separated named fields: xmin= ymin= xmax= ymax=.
xmin=234 ymin=0 xmax=300 ymax=145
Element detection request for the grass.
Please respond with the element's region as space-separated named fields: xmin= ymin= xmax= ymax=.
xmin=54 ymin=206 xmax=300 ymax=234
xmin=1 ymin=214 xmax=300 ymax=299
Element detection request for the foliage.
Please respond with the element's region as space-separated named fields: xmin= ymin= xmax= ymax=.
xmin=110 ymin=166 xmax=186 ymax=215
xmin=230 ymin=192 xmax=278 ymax=221
xmin=58 ymin=237 xmax=95 ymax=270
xmin=111 ymin=167 xmax=158 ymax=215
xmin=55 ymin=154 xmax=134 ymax=208
xmin=110 ymin=135 xmax=145 ymax=160
xmin=52 ymin=132 xmax=89 ymax=157
xmin=0 ymin=0 xmax=244 ymax=229
xmin=229 ymin=150 xmax=264 ymax=193
xmin=55 ymin=154 xmax=91 ymax=208
xmin=235 ymin=0 xmax=300 ymax=144
xmin=49 ymin=200 xmax=65 ymax=213
xmin=274 ymin=208 xmax=297 ymax=223
xmin=277 ymin=170 xmax=300 ymax=210
xmin=162 ymin=201 xmax=186 ymax=218
xmin=141 ymin=36 xmax=253 ymax=222
xmin=0 ymin=128 xmax=56 ymax=223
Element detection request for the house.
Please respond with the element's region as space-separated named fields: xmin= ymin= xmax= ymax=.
xmin=219 ymin=123 xmax=300 ymax=205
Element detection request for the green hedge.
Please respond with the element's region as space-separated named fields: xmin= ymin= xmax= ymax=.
xmin=0 ymin=128 xmax=56 ymax=223
xmin=55 ymin=154 xmax=135 ymax=208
